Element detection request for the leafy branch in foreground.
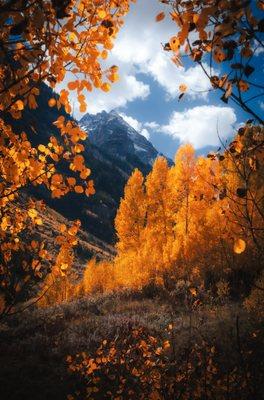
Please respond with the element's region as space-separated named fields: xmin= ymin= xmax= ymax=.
xmin=0 ymin=0 xmax=133 ymax=317
xmin=158 ymin=0 xmax=264 ymax=123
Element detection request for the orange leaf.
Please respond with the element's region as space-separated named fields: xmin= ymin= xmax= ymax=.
xmin=68 ymin=81 xmax=78 ymax=90
xmin=234 ymin=239 xmax=246 ymax=254
xmin=156 ymin=12 xmax=165 ymax=22
xmin=179 ymin=84 xmax=187 ymax=93
xmin=74 ymin=185 xmax=84 ymax=194
xmin=67 ymin=177 xmax=76 ymax=186
xmin=169 ymin=36 xmax=180 ymax=51
xmin=238 ymin=80 xmax=249 ymax=92
xmin=79 ymin=103 xmax=87 ymax=113
xmin=48 ymin=98 xmax=56 ymax=107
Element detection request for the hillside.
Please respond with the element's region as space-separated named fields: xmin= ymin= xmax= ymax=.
xmin=21 ymin=194 xmax=116 ymax=265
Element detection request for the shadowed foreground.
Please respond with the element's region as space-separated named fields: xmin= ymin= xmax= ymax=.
xmin=0 ymin=292 xmax=263 ymax=400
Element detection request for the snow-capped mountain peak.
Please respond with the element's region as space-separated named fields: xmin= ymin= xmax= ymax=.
xmin=79 ymin=110 xmax=161 ymax=167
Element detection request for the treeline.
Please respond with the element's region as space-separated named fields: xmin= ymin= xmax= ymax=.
xmin=40 ymin=124 xmax=264 ymax=308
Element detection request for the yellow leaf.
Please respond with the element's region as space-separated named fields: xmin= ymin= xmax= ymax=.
xmin=60 ymin=224 xmax=67 ymax=233
xmin=101 ymin=50 xmax=108 ymax=59
xmin=234 ymin=238 xmax=246 ymax=254
xmin=28 ymin=208 xmax=38 ymax=219
xmin=74 ymin=144 xmax=84 ymax=153
xmin=80 ymin=168 xmax=91 ymax=179
xmin=73 ymin=155 xmax=84 ymax=171
xmin=15 ymin=100 xmax=24 ymax=110
xmin=163 ymin=340 xmax=170 ymax=349
xmin=131 ymin=367 xmax=140 ymax=377
xmin=101 ymin=83 xmax=111 ymax=92
xmin=97 ymin=9 xmax=106 ymax=19
xmin=35 ymin=218 xmax=43 ymax=225
xmin=69 ymin=32 xmax=77 ymax=42
xmin=60 ymin=263 xmax=68 ymax=271
xmin=38 ymin=144 xmax=46 ymax=153
xmin=155 ymin=347 xmax=162 ymax=355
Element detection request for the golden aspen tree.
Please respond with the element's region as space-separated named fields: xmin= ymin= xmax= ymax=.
xmin=81 ymin=258 xmax=116 ymax=295
xmin=193 ymin=156 xmax=231 ymax=285
xmin=114 ymin=250 xmax=151 ymax=289
xmin=115 ymin=169 xmax=146 ymax=254
xmin=167 ymin=144 xmax=196 ymax=278
xmin=144 ymin=156 xmax=172 ymax=280
xmin=114 ymin=169 xmax=148 ymax=289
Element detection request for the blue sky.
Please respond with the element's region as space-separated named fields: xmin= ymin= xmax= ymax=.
xmin=68 ymin=0 xmax=264 ymax=159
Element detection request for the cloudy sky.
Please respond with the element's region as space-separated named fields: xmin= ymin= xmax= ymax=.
xmin=70 ymin=0 xmax=263 ymax=159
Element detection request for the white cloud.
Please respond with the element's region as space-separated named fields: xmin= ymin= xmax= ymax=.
xmin=75 ymin=74 xmax=150 ymax=116
xmin=114 ymin=105 xmax=237 ymax=150
xmin=146 ymin=53 xmax=212 ymax=100
xmin=160 ymin=106 xmax=237 ymax=149
xmin=144 ymin=121 xmax=160 ymax=129
xmin=68 ymin=0 xmax=213 ymax=118
xmin=111 ymin=1 xmax=212 ymax=100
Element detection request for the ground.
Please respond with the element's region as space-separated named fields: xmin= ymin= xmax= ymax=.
xmin=0 ymin=290 xmax=263 ymax=399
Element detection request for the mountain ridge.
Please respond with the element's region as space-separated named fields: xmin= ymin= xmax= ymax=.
xmin=80 ymin=110 xmax=172 ymax=167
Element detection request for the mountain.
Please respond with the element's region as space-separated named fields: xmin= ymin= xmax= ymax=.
xmin=2 ymin=85 xmax=167 ymax=247
xmin=80 ymin=110 xmax=162 ymax=167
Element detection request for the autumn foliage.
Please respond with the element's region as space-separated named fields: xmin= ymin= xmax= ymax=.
xmin=81 ymin=124 xmax=264 ymax=300
xmin=0 ymin=0 xmax=132 ymax=317
xmin=67 ymin=320 xmax=263 ymax=400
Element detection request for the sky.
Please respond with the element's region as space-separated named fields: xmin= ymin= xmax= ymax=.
xmin=69 ymin=0 xmax=263 ymax=159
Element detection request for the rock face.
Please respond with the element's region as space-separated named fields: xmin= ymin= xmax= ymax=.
xmin=80 ymin=110 xmax=159 ymax=167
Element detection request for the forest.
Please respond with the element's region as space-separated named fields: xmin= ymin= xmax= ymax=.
xmin=0 ymin=0 xmax=263 ymax=399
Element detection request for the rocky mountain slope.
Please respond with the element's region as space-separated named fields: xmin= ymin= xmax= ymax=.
xmin=80 ymin=110 xmax=160 ymax=166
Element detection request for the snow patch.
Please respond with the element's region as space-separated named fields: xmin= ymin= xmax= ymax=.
xmin=134 ymin=144 xmax=147 ymax=152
